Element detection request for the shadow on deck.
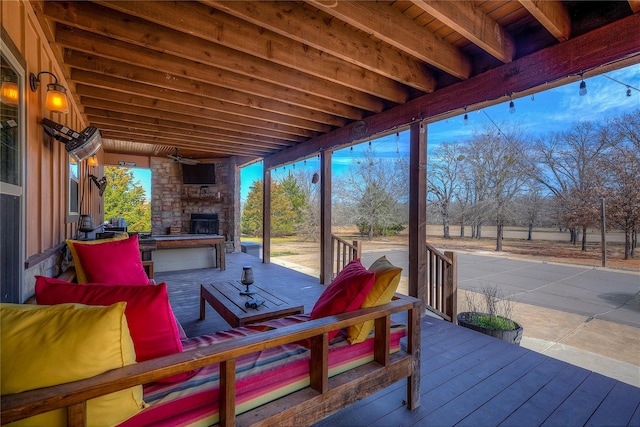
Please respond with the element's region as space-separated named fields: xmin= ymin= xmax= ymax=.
xmin=156 ymin=252 xmax=640 ymax=427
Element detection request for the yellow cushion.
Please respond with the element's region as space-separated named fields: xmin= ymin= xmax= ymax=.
xmin=1 ymin=302 xmax=144 ymax=426
xmin=347 ymin=256 xmax=402 ymax=344
xmin=67 ymin=233 xmax=129 ymax=283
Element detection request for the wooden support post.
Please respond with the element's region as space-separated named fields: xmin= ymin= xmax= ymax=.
xmin=67 ymin=402 xmax=86 ymax=426
xmin=373 ymin=315 xmax=391 ymax=366
xmin=219 ymin=359 xmax=236 ymax=427
xmin=320 ymin=150 xmax=333 ymax=284
xmin=310 ymin=333 xmax=329 ymax=393
xmin=407 ymin=301 xmax=421 ymax=410
xmin=262 ymin=168 xmax=271 ymax=264
xmin=445 ymin=251 xmax=458 ymax=322
xmin=409 ymin=122 xmax=427 ymax=309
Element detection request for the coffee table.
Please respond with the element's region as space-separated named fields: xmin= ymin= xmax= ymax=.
xmin=200 ymin=281 xmax=304 ymax=327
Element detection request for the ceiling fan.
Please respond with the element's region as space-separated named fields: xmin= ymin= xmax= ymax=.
xmin=167 ymin=148 xmax=199 ymax=165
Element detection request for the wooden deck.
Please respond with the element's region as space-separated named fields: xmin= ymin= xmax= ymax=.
xmin=156 ymin=252 xmax=640 ymax=427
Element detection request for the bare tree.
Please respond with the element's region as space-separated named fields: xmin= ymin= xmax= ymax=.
xmin=334 ymin=150 xmax=408 ymax=240
xmin=462 ymin=126 xmax=529 ymax=251
xmin=528 ymin=121 xmax=617 ymax=251
xmin=604 ymin=145 xmax=640 ymax=259
xmin=427 ymin=141 xmax=465 ymax=238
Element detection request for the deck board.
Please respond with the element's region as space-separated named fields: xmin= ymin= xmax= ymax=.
xmin=156 ymin=252 xmax=640 ymax=427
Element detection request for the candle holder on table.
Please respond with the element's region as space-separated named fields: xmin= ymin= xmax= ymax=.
xmin=239 ymin=266 xmax=255 ymax=295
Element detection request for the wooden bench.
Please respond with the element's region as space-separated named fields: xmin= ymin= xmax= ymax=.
xmin=1 ymin=294 xmax=421 ymax=426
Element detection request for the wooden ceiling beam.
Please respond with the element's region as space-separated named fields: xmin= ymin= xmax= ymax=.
xmin=629 ymin=1 xmax=640 ymax=13
xmin=76 ymin=87 xmax=330 ymax=136
xmin=306 ymin=0 xmax=471 ymax=80
xmin=43 ymin=1 xmax=408 ymax=104
xmin=76 ymin=83 xmax=332 ymax=137
xmin=70 ymin=69 xmax=348 ymax=128
xmin=101 ymin=130 xmax=269 ymax=157
xmin=86 ymin=111 xmax=297 ymax=148
xmin=54 ymin=25 xmax=384 ymax=113
xmin=519 ymin=0 xmax=571 ymax=42
xmin=63 ymin=48 xmax=364 ymax=120
xmin=79 ymin=99 xmax=311 ymax=143
xmin=409 ymin=0 xmax=515 ymax=63
xmin=99 ymin=0 xmax=428 ymax=96
xmin=92 ymin=121 xmax=285 ymax=153
xmin=205 ymin=0 xmax=440 ymax=89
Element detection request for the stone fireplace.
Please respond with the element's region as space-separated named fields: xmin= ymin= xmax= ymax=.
xmin=150 ymin=157 xmax=240 ymax=252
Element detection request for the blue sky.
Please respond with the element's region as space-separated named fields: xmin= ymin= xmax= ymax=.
xmin=241 ymin=64 xmax=638 ymax=202
xmin=133 ymin=64 xmax=639 ymax=200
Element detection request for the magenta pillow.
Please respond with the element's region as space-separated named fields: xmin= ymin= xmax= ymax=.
xmin=35 ymin=277 xmax=183 ymax=364
xmin=310 ymin=259 xmax=376 ymax=341
xmin=72 ymin=234 xmax=151 ymax=285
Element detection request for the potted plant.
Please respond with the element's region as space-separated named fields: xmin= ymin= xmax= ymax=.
xmin=457 ymin=283 xmax=523 ymax=345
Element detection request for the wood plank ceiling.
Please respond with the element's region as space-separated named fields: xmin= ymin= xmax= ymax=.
xmin=31 ymin=1 xmax=639 ymax=164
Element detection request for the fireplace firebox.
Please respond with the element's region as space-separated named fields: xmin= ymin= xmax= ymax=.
xmin=189 ymin=213 xmax=219 ymax=235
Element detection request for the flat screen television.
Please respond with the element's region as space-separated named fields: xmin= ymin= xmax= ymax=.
xmin=182 ymin=163 xmax=216 ymax=184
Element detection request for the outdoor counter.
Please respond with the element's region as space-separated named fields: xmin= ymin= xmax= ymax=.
xmin=140 ymin=234 xmax=226 ymax=272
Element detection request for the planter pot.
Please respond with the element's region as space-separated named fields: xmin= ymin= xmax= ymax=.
xmin=457 ymin=312 xmax=523 ymax=345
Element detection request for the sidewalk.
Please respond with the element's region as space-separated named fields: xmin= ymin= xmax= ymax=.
xmin=468 ymin=288 xmax=640 ymax=387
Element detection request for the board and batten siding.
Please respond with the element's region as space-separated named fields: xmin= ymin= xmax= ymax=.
xmin=2 ymin=0 xmax=102 ymax=298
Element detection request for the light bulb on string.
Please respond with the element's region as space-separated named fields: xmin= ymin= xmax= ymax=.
xmin=579 ymin=73 xmax=587 ymax=96
xmin=509 ymin=96 xmax=515 ymax=114
xmin=463 ymin=106 xmax=468 ymax=125
xmin=627 ymin=87 xmax=632 ymax=97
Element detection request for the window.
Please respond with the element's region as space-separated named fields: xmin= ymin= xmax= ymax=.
xmin=1 ymin=45 xmax=25 ymax=303
xmin=68 ymin=156 xmax=79 ymax=218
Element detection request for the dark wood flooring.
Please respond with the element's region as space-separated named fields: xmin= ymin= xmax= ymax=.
xmin=156 ymin=252 xmax=640 ymax=427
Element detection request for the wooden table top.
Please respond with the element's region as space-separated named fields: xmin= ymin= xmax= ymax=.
xmin=200 ymin=281 xmax=304 ymax=327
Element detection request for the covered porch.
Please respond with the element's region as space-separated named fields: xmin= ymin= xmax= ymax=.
xmin=159 ymin=252 xmax=640 ymax=426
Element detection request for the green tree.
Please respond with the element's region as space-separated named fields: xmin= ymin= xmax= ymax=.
xmin=103 ymin=166 xmax=151 ymax=232
xmin=241 ymin=179 xmax=299 ymax=237
xmin=241 ymin=181 xmax=264 ymax=236
xmin=280 ymin=171 xmax=308 ymax=224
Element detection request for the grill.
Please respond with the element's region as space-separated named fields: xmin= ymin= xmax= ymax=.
xmin=189 ymin=213 xmax=219 ymax=235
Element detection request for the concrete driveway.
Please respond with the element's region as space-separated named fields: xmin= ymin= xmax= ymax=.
xmin=363 ymin=251 xmax=640 ymax=328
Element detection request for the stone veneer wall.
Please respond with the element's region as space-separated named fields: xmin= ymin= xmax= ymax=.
xmin=150 ymin=157 xmax=239 ymax=252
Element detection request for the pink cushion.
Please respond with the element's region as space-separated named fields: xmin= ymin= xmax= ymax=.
xmin=72 ymin=234 xmax=150 ymax=285
xmin=35 ymin=277 xmax=183 ymax=364
xmin=310 ymin=259 xmax=376 ymax=341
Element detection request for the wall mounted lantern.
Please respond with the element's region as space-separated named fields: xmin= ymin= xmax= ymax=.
xmin=29 ymin=71 xmax=69 ymax=114
xmin=1 ymin=76 xmax=19 ymax=106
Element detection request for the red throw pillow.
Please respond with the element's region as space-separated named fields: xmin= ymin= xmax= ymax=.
xmin=72 ymin=234 xmax=151 ymax=285
xmin=310 ymin=259 xmax=376 ymax=341
xmin=35 ymin=277 xmax=183 ymax=364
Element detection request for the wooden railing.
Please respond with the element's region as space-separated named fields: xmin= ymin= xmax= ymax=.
xmin=331 ymin=235 xmax=361 ymax=280
xmin=1 ymin=295 xmax=421 ymax=427
xmin=425 ymin=242 xmax=458 ymax=322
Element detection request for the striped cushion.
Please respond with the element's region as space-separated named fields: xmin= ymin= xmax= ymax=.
xmin=118 ymin=315 xmax=405 ymax=426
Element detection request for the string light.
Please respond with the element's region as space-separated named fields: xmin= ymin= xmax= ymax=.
xmin=579 ymin=73 xmax=587 ymax=96
xmin=509 ymin=95 xmax=515 ymax=114
xmin=463 ymin=106 xmax=469 ymax=125
xmin=602 ymin=74 xmax=639 ymax=98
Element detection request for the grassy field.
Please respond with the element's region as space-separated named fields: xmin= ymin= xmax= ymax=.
xmin=242 ymin=226 xmax=639 ymax=272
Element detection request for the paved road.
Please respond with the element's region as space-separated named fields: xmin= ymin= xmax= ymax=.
xmin=362 ymin=250 xmax=640 ymax=328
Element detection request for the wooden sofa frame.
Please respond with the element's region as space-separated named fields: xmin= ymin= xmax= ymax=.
xmin=1 ymin=293 xmax=421 ymax=427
